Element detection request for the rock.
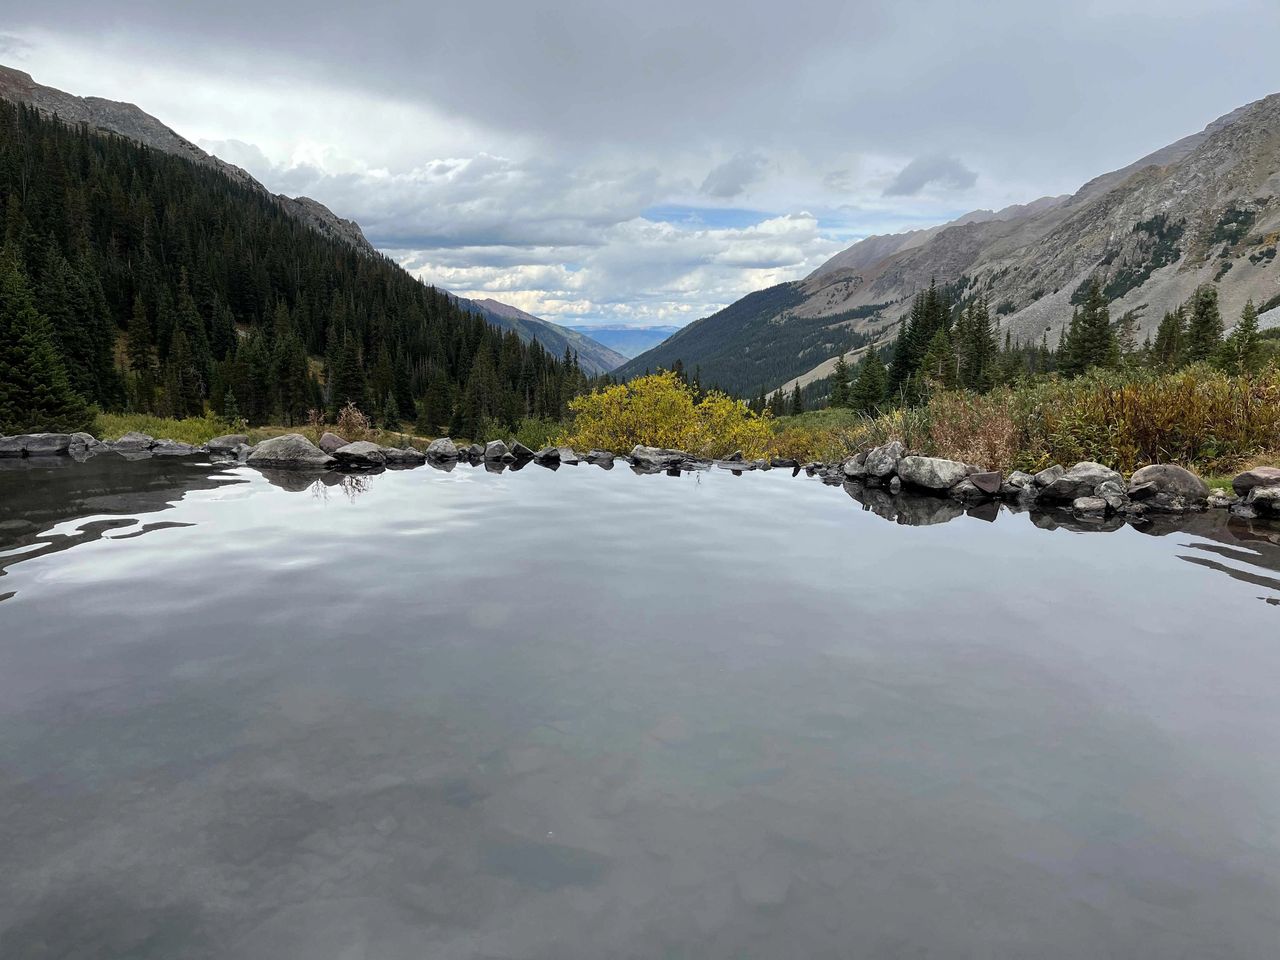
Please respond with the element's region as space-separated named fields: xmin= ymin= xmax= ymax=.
xmin=1072 ymin=496 xmax=1110 ymax=516
xmin=629 ymin=446 xmax=688 ymax=469
xmin=898 ymin=455 xmax=969 ymax=491
xmin=1033 ymin=464 xmax=1065 ymax=487
xmin=950 ymin=478 xmax=984 ymax=501
xmin=150 ymin=439 xmax=198 ymax=456
xmin=722 ymin=450 xmax=745 ymax=463
xmin=1207 ymin=488 xmax=1237 ymax=509
xmin=1007 ymin=470 xmax=1036 ymax=488
xmin=969 ymin=471 xmax=1002 ymax=495
xmin=483 ymin=440 xmax=511 ymax=461
xmin=332 ymin=440 xmax=388 ymax=467
xmin=0 ymin=433 xmax=73 ymax=456
xmin=207 ymin=434 xmax=249 ymax=454
xmin=771 ymin=458 xmax=799 ymax=469
xmin=1127 ymin=464 xmax=1209 ymax=512
xmin=464 ymin=443 xmax=485 ymax=459
xmin=842 ymin=451 xmax=869 ymax=479
xmin=1039 ymin=462 xmax=1123 ymax=502
xmin=510 ymin=442 xmax=535 ymax=459
xmin=586 ymin=449 xmax=615 ymax=466
xmin=716 ymin=459 xmax=757 ymax=471
xmin=864 ymin=441 xmax=906 ymax=479
xmin=534 ymin=447 xmax=559 ymax=463
xmin=232 ymin=443 xmax=253 ymax=461
xmin=383 ymin=446 xmax=426 ymax=465
xmin=1245 ymin=485 xmax=1280 ymax=517
xmin=68 ymin=432 xmax=108 ymax=459
xmin=425 ymin=437 xmax=459 ymax=460
xmin=318 ymin=432 xmax=350 ymax=454
xmin=246 ymin=433 xmax=336 ymax=469
xmin=1232 ymin=466 xmax=1280 ymax=497
xmin=888 ymin=476 xmax=902 ymax=494
xmin=1096 ymin=479 xmax=1129 ymax=512
xmin=556 ymin=446 xmax=581 ymax=465
xmin=112 ymin=431 xmax=156 ymax=452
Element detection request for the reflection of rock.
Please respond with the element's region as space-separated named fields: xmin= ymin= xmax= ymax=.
xmin=247 ymin=434 xmax=336 ymax=469
xmin=966 ymin=500 xmax=1000 ymax=523
xmin=896 ymin=494 xmax=964 ymax=526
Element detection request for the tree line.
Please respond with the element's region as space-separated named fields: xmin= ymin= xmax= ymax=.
xmin=0 ymin=99 xmax=593 ymax=437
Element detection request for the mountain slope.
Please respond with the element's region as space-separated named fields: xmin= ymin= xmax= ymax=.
xmin=624 ymin=93 xmax=1280 ymax=395
xmin=0 ymin=63 xmax=624 ymax=374
xmin=566 ymin=325 xmax=681 ymax=359
xmin=458 ymin=298 xmax=627 ymax=375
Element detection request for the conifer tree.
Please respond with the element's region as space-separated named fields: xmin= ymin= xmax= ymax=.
xmin=0 ymin=251 xmax=92 ymax=433
xmin=850 ymin=349 xmax=888 ymax=413
xmin=1184 ymin=285 xmax=1223 ymax=364
xmin=1152 ymin=306 xmax=1185 ymax=369
xmin=829 ymin=354 xmax=851 ymax=408
xmin=1222 ymin=299 xmax=1262 ymax=374
xmin=919 ymin=327 xmax=958 ymax=389
xmin=790 ymin=382 xmax=804 ymax=415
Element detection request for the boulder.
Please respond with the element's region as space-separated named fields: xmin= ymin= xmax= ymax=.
xmin=1245 ymin=485 xmax=1280 ymax=517
xmin=246 ymin=433 xmax=336 ymax=469
xmin=68 ymin=432 xmax=108 ymax=459
xmin=950 ymin=478 xmax=986 ymax=501
xmin=0 ymin=433 xmax=73 ymax=456
xmin=484 ymin=440 xmax=511 ymax=461
xmin=1207 ymin=488 xmax=1237 ymax=509
xmin=333 ymin=440 xmax=387 ymax=467
xmin=232 ymin=443 xmax=253 ymax=461
xmin=510 ymin=441 xmax=535 ymax=460
xmin=556 ymin=446 xmax=581 ymax=465
xmin=1007 ymin=470 xmax=1036 ymax=488
xmin=383 ymin=446 xmax=426 ymax=465
xmin=150 ymin=439 xmax=198 ymax=456
xmin=534 ymin=447 xmax=559 ymax=463
xmin=1033 ymin=464 xmax=1065 ymax=487
xmin=112 ymin=431 xmax=156 ymax=452
xmin=898 ymin=455 xmax=969 ymax=491
xmin=629 ymin=446 xmax=689 ymax=469
xmin=425 ymin=437 xmax=459 ymax=460
xmin=722 ymin=450 xmax=745 ymax=463
xmin=318 ymin=432 xmax=350 ymax=454
xmin=864 ymin=441 xmax=906 ymax=479
xmin=969 ymin=471 xmax=1003 ymax=496
xmin=586 ymin=449 xmax=615 ymax=466
xmin=207 ymin=434 xmax=249 ymax=454
xmin=771 ymin=457 xmax=799 ymax=469
xmin=1072 ymin=496 xmax=1110 ymax=517
xmin=843 ymin=451 xmax=869 ymax=480
xmin=1231 ymin=466 xmax=1280 ymax=497
xmin=1039 ymin=462 xmax=1123 ymax=502
xmin=1127 ymin=464 xmax=1209 ymax=511
xmin=1096 ymin=479 xmax=1129 ymax=512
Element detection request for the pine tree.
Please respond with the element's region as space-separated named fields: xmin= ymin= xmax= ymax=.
xmin=790 ymin=382 xmax=804 ymax=415
xmin=223 ymin=388 xmax=242 ymax=426
xmin=1152 ymin=307 xmax=1185 ymax=369
xmin=381 ymin=390 xmax=401 ymax=429
xmin=850 ymin=349 xmax=888 ymax=413
xmin=829 ymin=354 xmax=851 ymax=408
xmin=919 ymin=326 xmax=958 ymax=389
xmin=0 ymin=251 xmax=92 ymax=434
xmin=956 ymin=298 xmax=997 ymax=390
xmin=1222 ymin=299 xmax=1262 ymax=374
xmin=1184 ymin=285 xmax=1223 ymax=364
xmin=166 ymin=328 xmax=205 ymax=419
xmin=1062 ymin=281 xmax=1116 ymax=375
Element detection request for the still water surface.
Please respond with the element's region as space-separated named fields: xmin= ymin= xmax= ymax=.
xmin=1 ymin=456 xmax=1279 ymax=959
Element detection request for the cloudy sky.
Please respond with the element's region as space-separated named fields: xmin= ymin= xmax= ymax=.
xmin=4 ymin=1 xmax=1277 ymax=328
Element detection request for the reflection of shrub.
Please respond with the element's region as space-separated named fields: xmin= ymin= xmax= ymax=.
xmin=559 ymin=371 xmax=773 ymax=458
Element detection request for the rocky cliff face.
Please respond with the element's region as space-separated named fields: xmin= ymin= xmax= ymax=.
xmin=628 ymin=93 xmax=1280 ymax=394
xmin=0 ymin=64 xmax=377 ymax=256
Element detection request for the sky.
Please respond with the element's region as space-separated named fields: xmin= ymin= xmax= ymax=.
xmin=3 ymin=1 xmax=1278 ymax=329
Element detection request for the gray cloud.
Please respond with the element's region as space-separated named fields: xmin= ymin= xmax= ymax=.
xmin=883 ymin=154 xmax=977 ymax=197
xmin=700 ymin=153 xmax=768 ymax=198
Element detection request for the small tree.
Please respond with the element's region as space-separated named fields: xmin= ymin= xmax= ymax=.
xmin=1184 ymin=284 xmax=1223 ymax=364
xmin=1222 ymin=299 xmax=1262 ymax=374
xmin=790 ymin=382 xmax=804 ymax=416
xmin=850 ymin=349 xmax=888 ymax=413
xmin=829 ymin=354 xmax=851 ymax=408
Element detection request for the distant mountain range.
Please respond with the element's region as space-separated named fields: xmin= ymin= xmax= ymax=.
xmin=0 ymin=65 xmax=625 ymax=374
xmin=566 ymin=325 xmax=681 ymax=359
xmin=620 ymin=94 xmax=1280 ymax=395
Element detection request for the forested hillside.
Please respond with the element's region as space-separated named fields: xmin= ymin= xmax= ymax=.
xmin=0 ymin=100 xmax=589 ymax=436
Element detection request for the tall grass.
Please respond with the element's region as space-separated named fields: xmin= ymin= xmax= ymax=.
xmin=94 ymin=411 xmax=238 ymax=446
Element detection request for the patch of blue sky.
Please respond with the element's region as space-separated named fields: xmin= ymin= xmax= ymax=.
xmin=640 ymin=205 xmax=774 ymax=229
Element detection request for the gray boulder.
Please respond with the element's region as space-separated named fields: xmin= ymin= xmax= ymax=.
xmin=771 ymin=457 xmax=799 ymax=469
xmin=888 ymin=476 xmax=902 ymax=494
xmin=1207 ymin=488 xmax=1237 ymax=509
xmin=969 ymin=471 xmax=1002 ymax=495
xmin=232 ymin=443 xmax=253 ymax=461
xmin=898 ymin=455 xmax=968 ymax=491
xmin=112 ymin=431 xmax=156 ymax=452
xmin=68 ymin=432 xmax=109 ymax=459
xmin=843 ymin=451 xmax=869 ymax=479
xmin=484 ymin=440 xmax=511 ymax=461
xmin=629 ymin=446 xmax=688 ymax=469
xmin=1096 ymin=479 xmax=1129 ymax=512
xmin=425 ymin=437 xmax=459 ymax=460
xmin=1126 ymin=463 xmax=1209 ymax=512
xmin=151 ymin=439 xmax=198 ymax=456
xmin=722 ymin=450 xmax=745 ymax=463
xmin=333 ymin=440 xmax=387 ymax=467
xmin=534 ymin=446 xmax=560 ymax=463
xmin=1007 ymin=470 xmax=1036 ymax=488
xmin=586 ymin=449 xmax=615 ymax=466
xmin=510 ymin=442 xmax=535 ymax=459
xmin=1033 ymin=464 xmax=1065 ymax=487
xmin=1039 ymin=462 xmax=1123 ymax=502
xmin=207 ymin=434 xmax=249 ymax=454
xmin=1245 ymin=484 xmax=1280 ymax=517
xmin=864 ymin=441 xmax=906 ymax=479
xmin=1072 ymin=496 xmax=1110 ymax=517
xmin=384 ymin=446 xmax=426 ymax=465
xmin=1232 ymin=466 xmax=1280 ymax=497
xmin=246 ymin=433 xmax=336 ymax=469
xmin=556 ymin=446 xmax=581 ymax=465
xmin=0 ymin=433 xmax=73 ymax=456
xmin=319 ymin=432 xmax=350 ymax=454
xmin=464 ymin=443 xmax=485 ymax=459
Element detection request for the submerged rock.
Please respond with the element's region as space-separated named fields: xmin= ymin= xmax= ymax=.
xmin=898 ymin=455 xmax=968 ymax=491
xmin=246 ymin=433 xmax=336 ymax=469
xmin=425 ymin=437 xmax=459 ymax=460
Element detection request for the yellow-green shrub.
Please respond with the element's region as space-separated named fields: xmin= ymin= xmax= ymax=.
xmin=559 ymin=371 xmax=774 ymax=458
